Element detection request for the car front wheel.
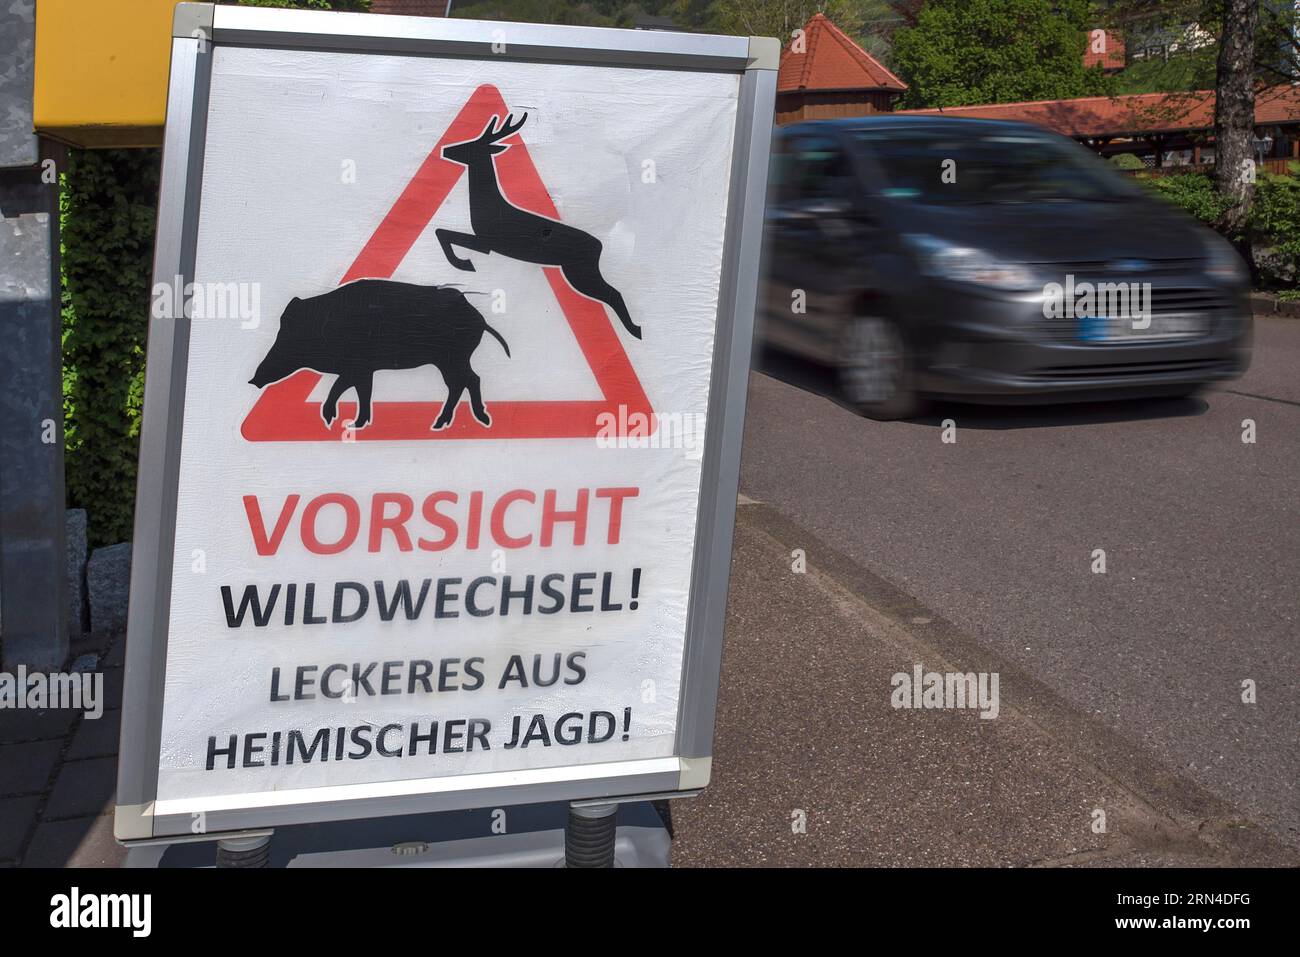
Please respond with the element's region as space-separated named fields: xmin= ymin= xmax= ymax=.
xmin=837 ymin=315 xmax=919 ymax=420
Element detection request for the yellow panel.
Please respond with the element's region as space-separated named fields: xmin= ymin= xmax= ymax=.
xmin=33 ymin=0 xmax=180 ymax=148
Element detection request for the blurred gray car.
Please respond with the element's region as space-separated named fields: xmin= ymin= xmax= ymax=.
xmin=759 ymin=116 xmax=1253 ymax=419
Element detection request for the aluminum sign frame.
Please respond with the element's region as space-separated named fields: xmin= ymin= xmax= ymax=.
xmin=115 ymin=2 xmax=777 ymax=843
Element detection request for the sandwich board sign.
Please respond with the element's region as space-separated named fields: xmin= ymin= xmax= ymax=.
xmin=115 ymin=2 xmax=777 ymax=843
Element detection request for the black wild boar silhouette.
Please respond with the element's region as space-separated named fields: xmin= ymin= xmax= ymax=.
xmin=436 ymin=112 xmax=641 ymax=340
xmin=249 ymin=280 xmax=510 ymax=431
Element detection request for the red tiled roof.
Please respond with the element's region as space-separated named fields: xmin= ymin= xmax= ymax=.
xmin=1083 ymin=29 xmax=1125 ymax=70
xmin=368 ymin=0 xmax=448 ymax=15
xmin=778 ymin=13 xmax=907 ymax=94
xmin=895 ymin=86 xmax=1300 ymax=138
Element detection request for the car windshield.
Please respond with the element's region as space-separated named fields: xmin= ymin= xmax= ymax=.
xmin=849 ymin=127 xmax=1137 ymax=205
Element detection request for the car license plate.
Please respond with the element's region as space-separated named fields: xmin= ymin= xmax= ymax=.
xmin=1078 ymin=313 xmax=1208 ymax=342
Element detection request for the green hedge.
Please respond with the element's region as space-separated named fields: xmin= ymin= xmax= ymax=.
xmin=1142 ymin=166 xmax=1300 ymax=289
xmin=1247 ymin=168 xmax=1300 ymax=286
xmin=61 ymin=148 xmax=161 ymax=548
xmin=1108 ymin=153 xmax=1145 ymax=170
xmin=1145 ymin=172 xmax=1231 ymax=230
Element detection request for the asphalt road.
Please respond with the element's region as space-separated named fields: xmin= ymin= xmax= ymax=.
xmin=737 ymin=314 xmax=1299 ymax=849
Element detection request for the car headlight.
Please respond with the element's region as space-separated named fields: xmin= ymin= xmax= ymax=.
xmin=1205 ymin=235 xmax=1248 ymax=283
xmin=904 ymin=234 xmax=1038 ymax=291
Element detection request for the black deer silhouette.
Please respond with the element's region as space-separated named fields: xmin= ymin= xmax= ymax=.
xmin=436 ymin=113 xmax=641 ymax=339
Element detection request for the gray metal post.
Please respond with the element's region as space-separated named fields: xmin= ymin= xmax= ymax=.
xmin=0 ymin=0 xmax=68 ymax=672
xmin=565 ymin=802 xmax=618 ymax=868
xmin=215 ymin=833 xmax=272 ymax=868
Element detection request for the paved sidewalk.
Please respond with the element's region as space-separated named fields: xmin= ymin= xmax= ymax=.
xmin=3 ymin=500 xmax=1294 ymax=867
xmin=671 ymin=502 xmax=1299 ymax=867
xmin=0 ymin=634 xmax=126 ymax=867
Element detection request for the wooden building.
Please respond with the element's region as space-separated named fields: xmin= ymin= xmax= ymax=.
xmin=895 ymin=86 xmax=1300 ymax=169
xmin=776 ymin=13 xmax=907 ymax=125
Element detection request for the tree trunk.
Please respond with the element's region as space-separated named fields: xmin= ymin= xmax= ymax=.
xmin=1213 ymin=0 xmax=1259 ymax=241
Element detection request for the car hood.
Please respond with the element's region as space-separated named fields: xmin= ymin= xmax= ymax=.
xmin=894 ymin=197 xmax=1207 ymax=265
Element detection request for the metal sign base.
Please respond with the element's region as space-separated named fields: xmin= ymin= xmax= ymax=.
xmin=124 ymin=801 xmax=670 ymax=868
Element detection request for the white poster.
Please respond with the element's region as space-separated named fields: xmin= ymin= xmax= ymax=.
xmin=153 ymin=45 xmax=740 ymax=806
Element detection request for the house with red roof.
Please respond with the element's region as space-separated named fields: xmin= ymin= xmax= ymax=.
xmin=896 ymin=86 xmax=1300 ymax=168
xmin=777 ymin=13 xmax=907 ymax=125
xmin=777 ymin=13 xmax=1299 ymax=170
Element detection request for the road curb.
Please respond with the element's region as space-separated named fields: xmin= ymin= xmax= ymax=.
xmin=1250 ymin=294 xmax=1300 ymax=319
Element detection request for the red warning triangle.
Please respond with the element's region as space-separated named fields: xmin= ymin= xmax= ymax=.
xmin=240 ymin=84 xmax=652 ymax=442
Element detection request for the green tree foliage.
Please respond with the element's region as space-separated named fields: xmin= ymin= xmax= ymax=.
xmin=1096 ymin=0 xmax=1217 ymax=97
xmin=446 ymin=0 xmax=884 ymax=42
xmin=1109 ymin=45 xmax=1216 ymax=94
xmin=1101 ymin=0 xmax=1299 ymax=89
xmin=710 ymin=0 xmax=866 ymax=40
xmin=856 ymin=0 xmax=907 ymax=66
xmin=1257 ymin=0 xmax=1300 ymax=84
xmin=891 ymin=0 xmax=1110 ymax=108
